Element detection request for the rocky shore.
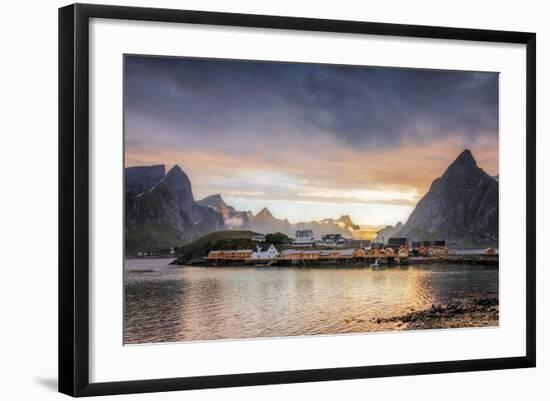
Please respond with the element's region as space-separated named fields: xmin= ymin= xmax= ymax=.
xmin=371 ymin=297 xmax=499 ymax=330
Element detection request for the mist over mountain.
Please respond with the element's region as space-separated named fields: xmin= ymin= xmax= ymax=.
xmin=197 ymin=194 xmax=252 ymax=229
xmin=198 ymin=195 xmax=364 ymax=239
xmin=373 ymin=222 xmax=403 ymax=243
xmin=294 ymin=215 xmax=361 ymax=239
xmin=246 ymin=207 xmax=290 ymax=234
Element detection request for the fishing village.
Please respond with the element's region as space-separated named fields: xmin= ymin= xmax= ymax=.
xmin=185 ymin=229 xmax=498 ymax=267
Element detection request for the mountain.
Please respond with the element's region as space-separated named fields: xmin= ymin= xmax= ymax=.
xmin=397 ymin=149 xmax=498 ymax=246
xmin=334 ymin=215 xmax=361 ymax=231
xmin=250 ymin=207 xmax=292 ymax=234
xmin=125 ymin=165 xmax=165 ymax=195
xmin=125 ymin=165 xmax=224 ymax=255
xmin=373 ymin=222 xmax=403 ymax=243
xmin=197 ymin=194 xmax=252 ymax=229
xmin=197 ymin=194 xmax=235 ymax=218
xmin=198 ymin=194 xmax=364 ymax=239
xmin=295 ymin=215 xmax=362 ymax=239
xmin=126 ymin=168 xmax=369 ymax=253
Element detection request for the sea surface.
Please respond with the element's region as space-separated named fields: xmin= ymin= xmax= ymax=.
xmin=124 ymin=259 xmax=499 ymax=344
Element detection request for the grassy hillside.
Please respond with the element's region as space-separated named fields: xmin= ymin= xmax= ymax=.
xmin=172 ymin=230 xmax=258 ymax=265
xmin=126 ymin=222 xmax=186 ymax=256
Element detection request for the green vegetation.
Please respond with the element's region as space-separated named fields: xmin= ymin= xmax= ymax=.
xmin=126 ymin=222 xmax=185 ymax=256
xmin=172 ymin=230 xmax=258 ymax=265
xmin=125 ymin=190 xmax=187 ymax=255
xmin=264 ymin=232 xmax=292 ymax=245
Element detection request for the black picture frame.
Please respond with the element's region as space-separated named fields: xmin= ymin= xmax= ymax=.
xmin=59 ymin=3 xmax=536 ymax=397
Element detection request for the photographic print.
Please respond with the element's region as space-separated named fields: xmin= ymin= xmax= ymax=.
xmin=123 ymin=55 xmax=499 ymax=344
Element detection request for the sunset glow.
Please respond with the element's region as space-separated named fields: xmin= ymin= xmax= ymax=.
xmin=124 ymin=56 xmax=498 ymax=226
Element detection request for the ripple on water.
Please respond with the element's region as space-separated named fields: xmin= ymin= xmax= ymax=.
xmin=124 ymin=262 xmax=499 ymax=344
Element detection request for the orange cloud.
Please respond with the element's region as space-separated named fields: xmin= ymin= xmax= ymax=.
xmin=126 ymin=134 xmax=497 ymax=200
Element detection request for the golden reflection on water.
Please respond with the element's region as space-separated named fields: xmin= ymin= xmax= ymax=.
xmin=124 ymin=263 xmax=498 ymax=344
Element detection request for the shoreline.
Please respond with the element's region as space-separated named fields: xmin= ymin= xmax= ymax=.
xmin=168 ymin=254 xmax=498 ymax=267
xmin=371 ymin=297 xmax=499 ymax=330
xmin=170 ymin=258 xmax=499 ymax=268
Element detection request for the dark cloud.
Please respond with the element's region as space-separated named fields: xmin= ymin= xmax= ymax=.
xmin=124 ymin=55 xmax=498 ymax=153
xmin=124 ymin=55 xmax=498 ymax=225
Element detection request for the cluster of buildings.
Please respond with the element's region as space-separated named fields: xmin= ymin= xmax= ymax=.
xmin=208 ymin=243 xmax=279 ymax=260
xmin=206 ymin=230 xmax=377 ymax=262
xmin=207 ymin=246 xmax=368 ymax=262
xmin=294 ymin=230 xmax=316 ymax=246
xmin=205 ymin=232 xmax=473 ymax=263
xmin=136 ymin=226 xmax=497 ymax=262
xmin=279 ymin=248 xmax=365 ymax=260
xmin=408 ymin=240 xmax=449 ymax=256
xmin=374 ymin=238 xmax=450 ymax=257
xmin=294 ymin=230 xmax=370 ymax=248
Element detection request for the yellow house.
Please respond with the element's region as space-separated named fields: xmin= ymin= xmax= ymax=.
xmin=207 ymin=250 xmax=253 ymax=259
xmin=397 ymin=247 xmax=409 ymax=258
xmin=353 ymin=249 xmax=366 ymax=258
xmin=428 ymin=247 xmax=448 ymax=256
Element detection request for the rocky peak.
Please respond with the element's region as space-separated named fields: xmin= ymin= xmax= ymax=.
xmin=165 ymin=164 xmax=186 ymax=179
xmin=125 ymin=164 xmax=224 ymax=254
xmin=441 ymin=149 xmax=483 ymax=183
xmin=256 ymin=207 xmax=274 ymax=219
xmin=162 ymin=165 xmax=195 ymax=210
xmin=197 ymin=194 xmax=235 ymax=217
xmin=399 ymin=149 xmax=498 ymax=246
xmin=125 ymin=164 xmax=166 ymax=194
xmin=198 ymin=193 xmax=225 ymax=206
xmin=337 ymin=215 xmax=360 ymax=230
xmin=207 ymin=194 xmax=223 ymax=202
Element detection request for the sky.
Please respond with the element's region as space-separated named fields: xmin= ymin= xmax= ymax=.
xmin=124 ymin=55 xmax=499 ymax=226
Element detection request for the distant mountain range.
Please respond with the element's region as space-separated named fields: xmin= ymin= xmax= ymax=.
xmin=375 ymin=149 xmax=498 ymax=247
xmin=125 ymin=165 xmax=363 ymax=255
xmin=198 ymin=194 xmax=362 ymax=239
xmin=125 ymin=149 xmax=498 ymax=254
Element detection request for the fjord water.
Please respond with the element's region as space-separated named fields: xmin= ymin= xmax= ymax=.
xmin=124 ymin=259 xmax=498 ymax=344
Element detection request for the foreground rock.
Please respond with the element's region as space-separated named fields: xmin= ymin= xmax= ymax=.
xmin=371 ymin=297 xmax=499 ymax=330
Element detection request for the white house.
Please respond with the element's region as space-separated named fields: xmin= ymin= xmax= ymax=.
xmin=252 ymin=234 xmax=266 ymax=242
xmin=251 ymin=243 xmax=279 ymax=259
xmin=294 ymin=229 xmax=315 ymax=246
xmin=321 ymin=233 xmax=345 ymax=246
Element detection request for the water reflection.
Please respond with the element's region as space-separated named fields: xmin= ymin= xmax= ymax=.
xmin=124 ymin=261 xmax=498 ymax=344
